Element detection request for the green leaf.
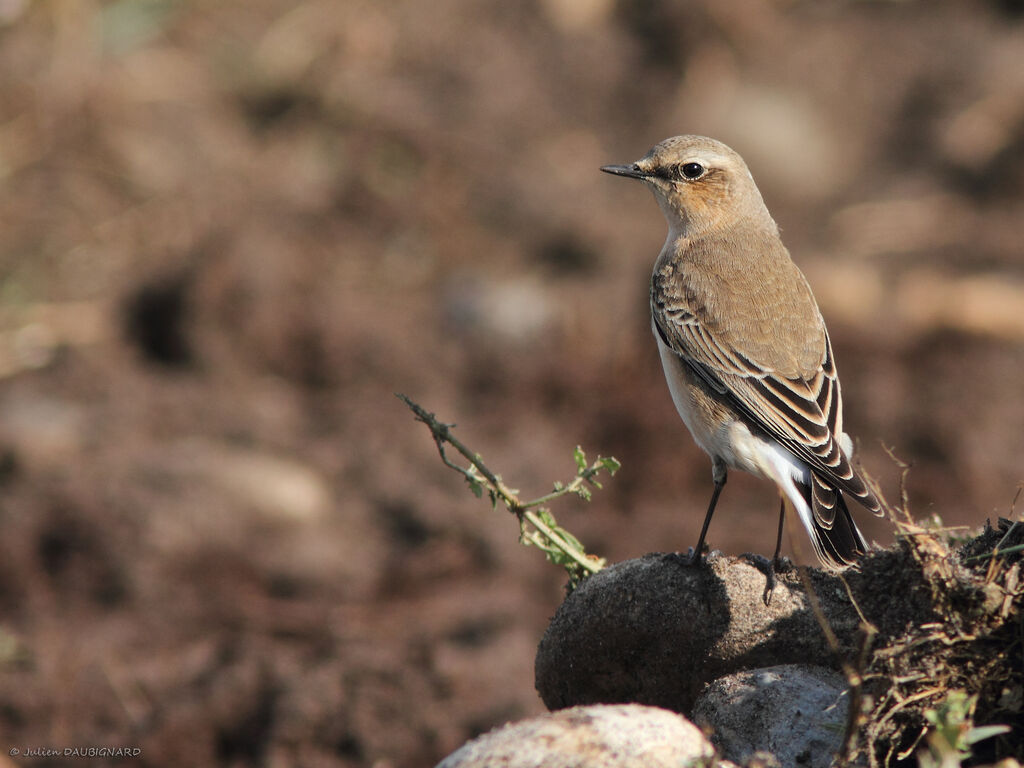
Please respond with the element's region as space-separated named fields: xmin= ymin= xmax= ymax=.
xmin=573 ymin=445 xmax=587 ymax=472
xmin=965 ymin=724 xmax=1011 ymax=745
xmin=537 ymin=509 xmax=557 ymax=528
xmin=545 ymin=550 xmax=569 ymax=566
xmin=598 ymin=456 xmax=621 ymax=475
xmin=555 ymin=527 xmax=584 ymax=551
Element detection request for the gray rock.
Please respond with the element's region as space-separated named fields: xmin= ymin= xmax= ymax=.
xmin=692 ymin=665 xmax=850 ymax=768
xmin=436 ymin=703 xmax=724 ymax=768
xmin=535 ymin=553 xmax=858 ymax=714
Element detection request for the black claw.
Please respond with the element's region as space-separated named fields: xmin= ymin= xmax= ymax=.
xmin=762 ymin=569 xmax=777 ymax=606
xmin=741 ymin=553 xmax=778 ymax=605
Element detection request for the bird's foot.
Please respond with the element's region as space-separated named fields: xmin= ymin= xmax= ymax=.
xmin=741 ymin=553 xmax=784 ymax=606
xmin=663 ymin=547 xmax=705 ymax=567
xmin=771 ymin=555 xmax=794 ymax=574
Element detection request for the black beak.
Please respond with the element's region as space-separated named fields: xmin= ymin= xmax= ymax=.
xmin=600 ymin=164 xmax=650 ymax=180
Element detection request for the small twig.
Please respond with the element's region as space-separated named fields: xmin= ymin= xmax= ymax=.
xmin=398 ymin=394 xmax=507 ymax=493
xmin=1009 ymin=483 xmax=1023 ymax=519
xmin=874 ymin=687 xmax=945 ymax=733
xmin=783 ymin=519 xmax=872 ymax=767
xmin=895 ymin=725 xmax=929 ymax=761
xmin=964 ymin=489 xmax=1024 ymax=576
xmin=901 ymin=526 xmax=971 ymax=535
xmin=965 ymin=541 xmax=1024 ymax=564
xmin=798 ymin=561 xmax=870 ymax=767
xmin=833 ymin=571 xmax=879 ymax=764
xmin=881 ymin=443 xmax=914 ymax=525
xmin=397 ymin=393 xmax=613 ymax=584
xmin=993 ymin=522 xmax=1024 ymax=555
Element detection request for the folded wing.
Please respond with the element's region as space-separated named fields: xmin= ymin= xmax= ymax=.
xmin=652 ymin=287 xmax=883 ymax=525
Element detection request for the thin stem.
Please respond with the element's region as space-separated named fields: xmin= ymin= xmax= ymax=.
xmin=522 ymin=472 xmax=592 ymax=509
xmin=397 ymin=393 xmax=607 ymax=580
xmin=522 ymin=509 xmax=602 ymax=574
xmin=398 ymin=393 xmax=519 ymax=503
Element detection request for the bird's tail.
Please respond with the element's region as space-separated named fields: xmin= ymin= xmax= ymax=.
xmin=790 ymin=475 xmax=868 ymax=570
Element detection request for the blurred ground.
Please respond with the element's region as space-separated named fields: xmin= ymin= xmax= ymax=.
xmin=0 ymin=1 xmax=1022 ymax=766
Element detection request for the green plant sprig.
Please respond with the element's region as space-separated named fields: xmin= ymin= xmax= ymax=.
xmin=918 ymin=691 xmax=1010 ymax=767
xmin=397 ymin=394 xmax=615 ymax=586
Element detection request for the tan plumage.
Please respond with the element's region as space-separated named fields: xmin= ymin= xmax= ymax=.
xmin=602 ymin=135 xmax=883 ymax=569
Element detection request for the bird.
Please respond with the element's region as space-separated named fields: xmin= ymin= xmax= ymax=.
xmin=601 ymin=135 xmax=883 ymax=571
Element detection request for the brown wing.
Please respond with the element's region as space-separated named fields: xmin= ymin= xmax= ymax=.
xmin=652 ymin=285 xmax=882 ymax=520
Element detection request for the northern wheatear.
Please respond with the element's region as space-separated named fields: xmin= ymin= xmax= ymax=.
xmin=602 ymin=135 xmax=883 ymax=570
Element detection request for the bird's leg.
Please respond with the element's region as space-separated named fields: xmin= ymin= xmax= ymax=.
xmin=772 ymin=497 xmax=785 ymax=568
xmin=689 ymin=460 xmax=727 ymax=564
xmin=760 ymin=498 xmax=786 ymax=605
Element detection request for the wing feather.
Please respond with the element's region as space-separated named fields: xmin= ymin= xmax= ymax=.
xmin=652 ymin=286 xmax=882 ymax=518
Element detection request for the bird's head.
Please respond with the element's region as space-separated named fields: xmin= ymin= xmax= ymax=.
xmin=601 ymin=135 xmax=772 ymax=237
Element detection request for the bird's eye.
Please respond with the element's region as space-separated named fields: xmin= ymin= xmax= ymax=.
xmin=680 ymin=162 xmax=705 ymax=180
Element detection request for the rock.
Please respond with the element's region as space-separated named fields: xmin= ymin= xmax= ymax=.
xmin=443 ymin=276 xmax=558 ymax=344
xmin=168 ymin=438 xmax=331 ymax=521
xmin=535 ymin=553 xmax=861 ymax=714
xmin=0 ymin=393 xmax=86 ymax=469
xmin=692 ymin=665 xmax=852 ymax=768
xmin=435 ymin=703 xmax=726 ymax=768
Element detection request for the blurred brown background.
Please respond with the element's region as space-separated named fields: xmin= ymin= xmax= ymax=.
xmin=0 ymin=1 xmax=1022 ymax=766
